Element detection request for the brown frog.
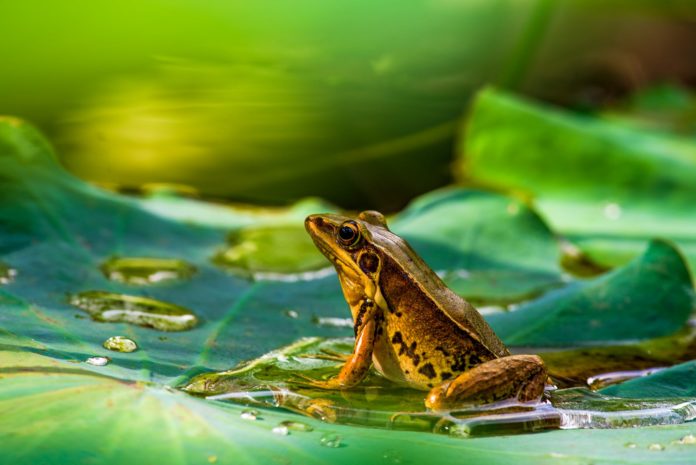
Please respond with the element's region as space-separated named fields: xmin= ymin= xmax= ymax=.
xmin=304 ymin=210 xmax=547 ymax=410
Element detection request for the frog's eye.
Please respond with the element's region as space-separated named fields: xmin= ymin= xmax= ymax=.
xmin=337 ymin=221 xmax=361 ymax=247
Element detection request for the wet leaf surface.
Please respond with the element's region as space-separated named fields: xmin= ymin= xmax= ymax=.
xmin=601 ymin=360 xmax=696 ymax=399
xmin=1 ymin=118 xmax=696 ymax=464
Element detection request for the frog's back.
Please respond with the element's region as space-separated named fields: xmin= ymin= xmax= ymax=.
xmin=371 ymin=229 xmax=510 ymax=389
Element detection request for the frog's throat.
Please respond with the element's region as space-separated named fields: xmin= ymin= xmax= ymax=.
xmin=336 ymin=264 xmax=380 ymax=318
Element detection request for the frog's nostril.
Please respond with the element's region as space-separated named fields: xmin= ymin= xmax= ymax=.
xmin=305 ymin=215 xmax=324 ymax=230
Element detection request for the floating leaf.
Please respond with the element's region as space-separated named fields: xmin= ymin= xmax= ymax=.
xmin=459 ymin=88 xmax=696 ymax=272
xmin=391 ymin=188 xmax=563 ymax=303
xmin=541 ymin=326 xmax=696 ymax=386
xmin=2 ymin=118 xmax=696 ymax=464
xmin=487 ymin=240 xmax=693 ymax=346
xmin=601 ymin=361 xmax=696 ymax=399
xmin=4 ymin=351 xmax=696 ymax=465
xmin=602 ymin=84 xmax=696 ymax=137
xmin=183 ymin=336 xmax=696 ymax=436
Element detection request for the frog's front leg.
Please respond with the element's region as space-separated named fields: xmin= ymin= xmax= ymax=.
xmin=304 ymin=299 xmax=379 ymax=390
xmin=425 ymin=355 xmax=547 ymax=410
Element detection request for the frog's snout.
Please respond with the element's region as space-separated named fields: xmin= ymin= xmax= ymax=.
xmin=305 ymin=214 xmax=322 ymax=227
xmin=304 ymin=214 xmax=324 ymax=235
xmin=305 ymin=214 xmax=334 ymax=240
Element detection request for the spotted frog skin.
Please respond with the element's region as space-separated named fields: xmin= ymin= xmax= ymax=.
xmin=304 ymin=210 xmax=547 ymax=409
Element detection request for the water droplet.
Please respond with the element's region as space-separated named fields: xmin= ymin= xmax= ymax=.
xmin=207 ymin=455 xmax=218 ymax=464
xmin=624 ymin=442 xmax=637 ymax=449
xmin=279 ymin=420 xmax=313 ymax=432
xmin=319 ymin=433 xmax=341 ymax=448
xmin=103 ymin=336 xmax=138 ymax=353
xmin=603 ymin=202 xmax=622 ymax=221
xmin=648 ymin=443 xmax=665 ymax=451
xmin=101 ymin=257 xmax=196 ymax=285
xmin=0 ymin=262 xmax=17 ymax=284
xmin=284 ymin=310 xmax=299 ymax=319
xmin=240 ymin=409 xmax=259 ymax=421
xmin=547 ymin=452 xmax=566 ymax=458
xmin=676 ymin=434 xmax=696 ymax=445
xmin=272 ymin=425 xmax=289 ymax=436
xmin=69 ymin=291 xmax=199 ymax=331
xmin=86 ymin=356 xmax=110 ymax=366
xmin=382 ymin=450 xmax=403 ymax=464
xmin=312 ymin=316 xmax=353 ymax=328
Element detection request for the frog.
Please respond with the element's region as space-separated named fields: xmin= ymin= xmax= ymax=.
xmin=303 ymin=210 xmax=547 ymax=410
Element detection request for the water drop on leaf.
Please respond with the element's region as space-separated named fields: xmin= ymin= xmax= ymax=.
xmin=272 ymin=425 xmax=289 ymax=436
xmin=279 ymin=420 xmax=313 ymax=432
xmin=103 ymin=336 xmax=138 ymax=353
xmin=319 ymin=433 xmax=341 ymax=448
xmin=86 ymin=356 xmax=110 ymax=366
xmin=69 ymin=291 xmax=199 ymax=331
xmin=0 ymin=262 xmax=17 ymax=284
xmin=240 ymin=409 xmax=259 ymax=421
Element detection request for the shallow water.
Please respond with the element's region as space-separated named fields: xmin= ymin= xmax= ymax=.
xmin=182 ymin=336 xmax=696 ymax=438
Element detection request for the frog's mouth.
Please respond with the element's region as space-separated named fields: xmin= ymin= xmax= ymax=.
xmin=312 ymin=236 xmax=358 ymax=276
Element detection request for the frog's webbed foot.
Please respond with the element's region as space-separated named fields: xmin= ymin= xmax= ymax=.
xmin=425 ymin=355 xmax=547 ymax=411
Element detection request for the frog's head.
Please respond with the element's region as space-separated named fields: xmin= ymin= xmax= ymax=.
xmin=305 ymin=211 xmax=391 ymax=303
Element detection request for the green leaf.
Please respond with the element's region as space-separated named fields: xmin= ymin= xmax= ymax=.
xmin=2 ymin=117 xmax=695 ymax=464
xmin=0 ymin=117 xmax=349 ymax=387
xmin=391 ymin=188 xmax=563 ymax=304
xmin=601 ymin=360 xmax=696 ymax=399
xmin=458 ymin=88 xmax=696 ymax=272
xmin=487 ymin=239 xmax=693 ymax=346
xmin=4 ymin=351 xmax=696 ymax=465
xmin=601 ymin=84 xmax=696 ymax=138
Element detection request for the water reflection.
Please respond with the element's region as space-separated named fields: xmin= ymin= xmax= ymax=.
xmin=183 ymin=337 xmax=696 ymax=437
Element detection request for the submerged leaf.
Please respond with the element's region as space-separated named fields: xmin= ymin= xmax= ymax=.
xmin=213 ymin=224 xmax=331 ymax=278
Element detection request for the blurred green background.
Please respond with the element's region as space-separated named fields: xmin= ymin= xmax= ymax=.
xmin=1 ymin=0 xmax=696 ymax=210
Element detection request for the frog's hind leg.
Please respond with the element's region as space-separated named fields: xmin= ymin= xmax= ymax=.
xmin=424 ymin=355 xmax=547 ymax=411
